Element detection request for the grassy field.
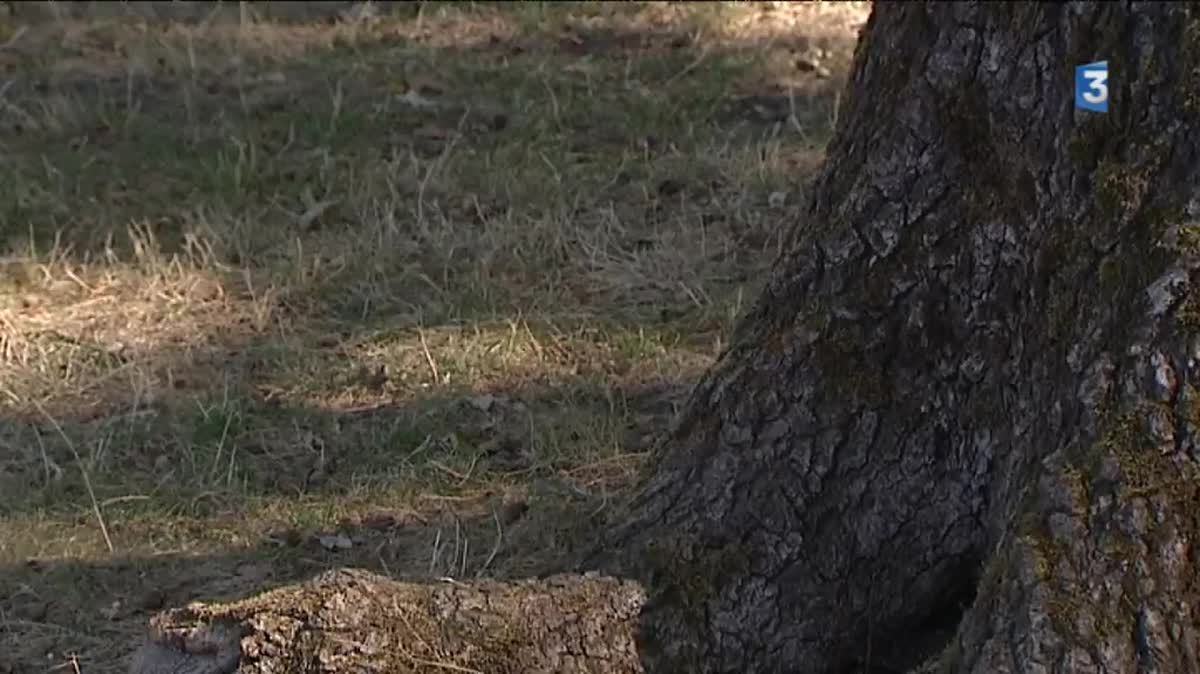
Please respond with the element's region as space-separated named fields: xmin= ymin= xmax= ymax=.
xmin=0 ymin=2 xmax=866 ymax=670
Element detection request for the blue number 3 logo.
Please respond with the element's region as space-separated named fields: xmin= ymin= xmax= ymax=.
xmin=1075 ymin=61 xmax=1109 ymax=113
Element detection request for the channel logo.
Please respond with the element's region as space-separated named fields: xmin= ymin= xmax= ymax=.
xmin=1075 ymin=61 xmax=1108 ymax=113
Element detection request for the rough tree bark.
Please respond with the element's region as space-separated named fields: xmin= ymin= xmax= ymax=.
xmin=134 ymin=3 xmax=1200 ymax=673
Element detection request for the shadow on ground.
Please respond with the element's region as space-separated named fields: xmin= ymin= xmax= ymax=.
xmin=0 ymin=296 xmax=698 ymax=666
xmin=1 ymin=377 xmax=684 ymax=671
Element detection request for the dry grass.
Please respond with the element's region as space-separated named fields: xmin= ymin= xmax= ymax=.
xmin=0 ymin=1 xmax=868 ymax=671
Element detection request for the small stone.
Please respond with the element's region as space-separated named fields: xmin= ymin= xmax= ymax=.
xmin=317 ymin=533 xmax=354 ymax=551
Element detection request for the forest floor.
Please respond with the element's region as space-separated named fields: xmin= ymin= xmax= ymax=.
xmin=0 ymin=2 xmax=867 ymax=671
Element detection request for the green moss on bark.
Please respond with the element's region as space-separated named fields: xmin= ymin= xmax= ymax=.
xmin=635 ymin=536 xmax=752 ymax=671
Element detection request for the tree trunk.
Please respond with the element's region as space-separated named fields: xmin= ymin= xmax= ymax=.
xmin=134 ymin=3 xmax=1200 ymax=673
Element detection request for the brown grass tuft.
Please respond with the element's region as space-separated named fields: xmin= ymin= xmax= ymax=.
xmin=0 ymin=2 xmax=867 ymax=670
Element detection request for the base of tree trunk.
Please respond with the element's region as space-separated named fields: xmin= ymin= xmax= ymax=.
xmin=130 ymin=568 xmax=646 ymax=674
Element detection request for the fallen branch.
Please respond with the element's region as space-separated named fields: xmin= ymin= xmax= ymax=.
xmin=131 ymin=568 xmax=646 ymax=674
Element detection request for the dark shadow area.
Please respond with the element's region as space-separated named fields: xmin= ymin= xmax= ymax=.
xmin=0 ymin=253 xmax=707 ymax=668
xmin=0 ymin=363 xmax=692 ymax=670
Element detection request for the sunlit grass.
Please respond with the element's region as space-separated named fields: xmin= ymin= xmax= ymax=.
xmin=0 ymin=1 xmax=866 ymax=670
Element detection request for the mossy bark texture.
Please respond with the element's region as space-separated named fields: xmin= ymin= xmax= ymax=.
xmin=135 ymin=3 xmax=1200 ymax=673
